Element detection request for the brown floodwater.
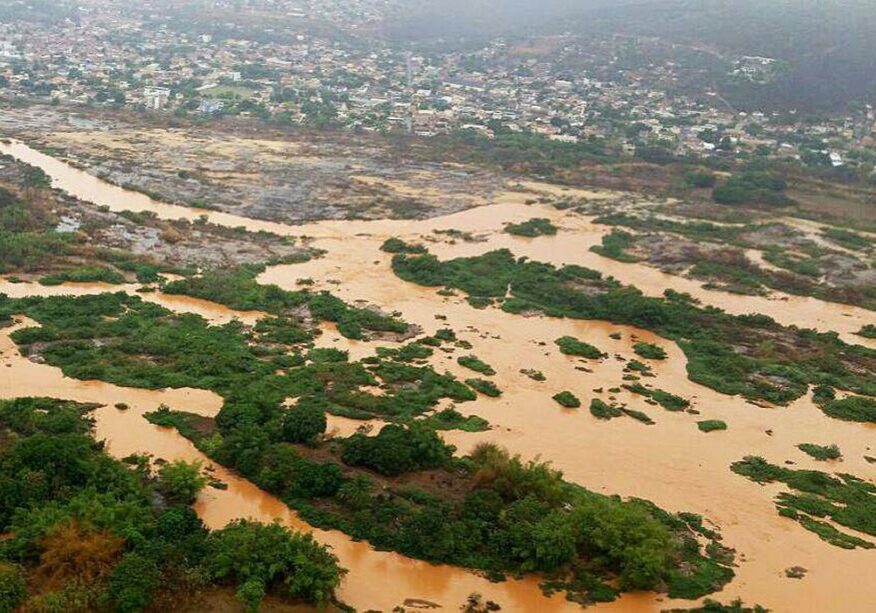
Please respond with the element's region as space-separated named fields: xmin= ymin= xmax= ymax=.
xmin=0 ymin=319 xmax=586 ymax=613
xmin=2 ymin=138 xmax=871 ymax=345
xmin=0 ymin=279 xmax=143 ymax=298
xmin=3 ymin=138 xmax=876 ymax=611
xmin=264 ymin=232 xmax=876 ymax=613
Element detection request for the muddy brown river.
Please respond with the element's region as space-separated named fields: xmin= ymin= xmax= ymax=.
xmin=2 ymin=139 xmax=876 ymax=612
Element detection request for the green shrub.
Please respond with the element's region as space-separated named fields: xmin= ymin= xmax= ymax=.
xmin=664 ymin=598 xmax=766 ymax=612
xmin=821 ymin=228 xmax=872 ymax=251
xmin=797 ymin=443 xmax=841 ymax=461
xmin=553 ymin=391 xmax=581 ymax=408
xmin=820 ymin=396 xmax=876 ymax=423
xmin=466 ymin=295 xmax=493 ymax=309
xmin=39 ymin=265 xmax=126 ymax=286
xmin=0 ymin=396 xmax=343 ymax=610
xmin=0 ymin=563 xmax=26 ymax=613
xmin=697 ymin=420 xmax=727 ymax=433
xmin=732 ymin=456 xmax=876 ymax=549
xmin=505 ymin=218 xmax=558 ymax=237
xmin=390 ymin=246 xmax=876 ymax=406
xmin=381 ymin=238 xmax=427 ymax=254
xmin=623 ymin=383 xmax=689 ymax=411
xmin=684 ymin=171 xmax=718 ymax=189
xmin=291 ymin=460 xmax=343 ymax=498
xmin=590 ymin=399 xmax=622 ymax=420
xmin=282 ymin=404 xmax=327 ymax=443
xmin=424 ymin=407 xmax=489 ymax=432
xmin=108 ymin=553 xmax=162 ymax=613
xmin=555 ymin=336 xmax=605 ymax=359
xmin=0 ymin=279 xmax=740 ymax=606
xmin=341 ymin=423 xmax=452 ymax=476
xmin=712 ymin=172 xmax=792 ymax=207
xmin=164 ymin=267 xmax=407 ymax=339
xmin=590 ymin=229 xmax=639 ymax=263
xmin=633 ymin=342 xmax=667 ymax=360
xmin=457 ymin=355 xmax=496 ymax=375
xmin=236 ymin=578 xmax=266 ymax=613
xmin=467 ymin=378 xmax=502 ymax=397
xmin=625 ymin=359 xmax=654 ymax=376
xmin=812 ymin=384 xmax=836 ymax=405
xmin=0 ymin=229 xmax=73 ymax=274
xmin=856 ymin=324 xmax=876 ymax=339
xmin=622 ymin=408 xmax=654 ymax=425
xmin=158 ymin=459 xmax=209 ymax=505
xmin=520 ymin=368 xmax=546 ymax=381
xmin=205 ymin=520 xmax=343 ymax=607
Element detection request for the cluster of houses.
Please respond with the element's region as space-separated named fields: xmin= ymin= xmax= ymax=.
xmin=0 ymin=1 xmax=872 ymax=170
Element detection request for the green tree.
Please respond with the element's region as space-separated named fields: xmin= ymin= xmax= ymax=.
xmin=282 ymin=404 xmax=327 ymax=443
xmin=108 ymin=553 xmax=162 ymax=613
xmin=236 ymin=578 xmax=265 ymax=613
xmin=158 ymin=459 xmax=208 ymax=505
xmin=205 ymin=520 xmax=344 ymax=608
xmin=0 ymin=563 xmax=26 ymax=613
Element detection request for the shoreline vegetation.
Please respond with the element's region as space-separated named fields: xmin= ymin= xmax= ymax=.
xmin=589 ymin=213 xmax=876 ymax=313
xmin=0 ymin=290 xmax=736 ymax=606
xmin=0 ymin=397 xmax=344 ymax=612
xmin=389 ymin=243 xmax=876 ymax=407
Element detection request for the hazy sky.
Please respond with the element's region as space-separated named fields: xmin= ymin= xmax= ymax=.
xmin=389 ymin=0 xmax=641 ymax=39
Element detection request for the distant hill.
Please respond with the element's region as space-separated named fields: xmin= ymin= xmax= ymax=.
xmin=578 ymin=0 xmax=876 ymax=113
xmin=388 ymin=0 xmax=876 ymax=113
xmin=0 ymin=0 xmax=78 ymax=23
xmin=383 ymin=0 xmax=636 ymax=40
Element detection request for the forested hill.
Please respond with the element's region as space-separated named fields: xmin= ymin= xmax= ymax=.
xmin=388 ymin=0 xmax=876 ymax=114
xmin=577 ymin=0 xmax=876 ymax=113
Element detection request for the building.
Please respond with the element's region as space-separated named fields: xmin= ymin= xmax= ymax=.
xmin=198 ymin=99 xmax=224 ymax=114
xmin=143 ymin=86 xmax=171 ymax=110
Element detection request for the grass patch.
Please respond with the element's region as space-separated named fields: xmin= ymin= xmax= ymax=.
xmin=732 ymin=455 xmax=876 ymax=549
xmin=821 ymin=227 xmax=873 ymax=251
xmin=39 ymin=265 xmax=126 ymax=286
xmin=163 ymin=266 xmax=408 ymax=340
xmin=820 ymin=396 xmax=876 ymax=423
xmin=763 ymin=250 xmax=821 ymax=278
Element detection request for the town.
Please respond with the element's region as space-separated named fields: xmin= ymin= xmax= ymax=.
xmin=0 ymin=0 xmax=874 ymax=181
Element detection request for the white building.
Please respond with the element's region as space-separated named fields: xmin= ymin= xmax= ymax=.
xmin=143 ymin=86 xmax=171 ymax=110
